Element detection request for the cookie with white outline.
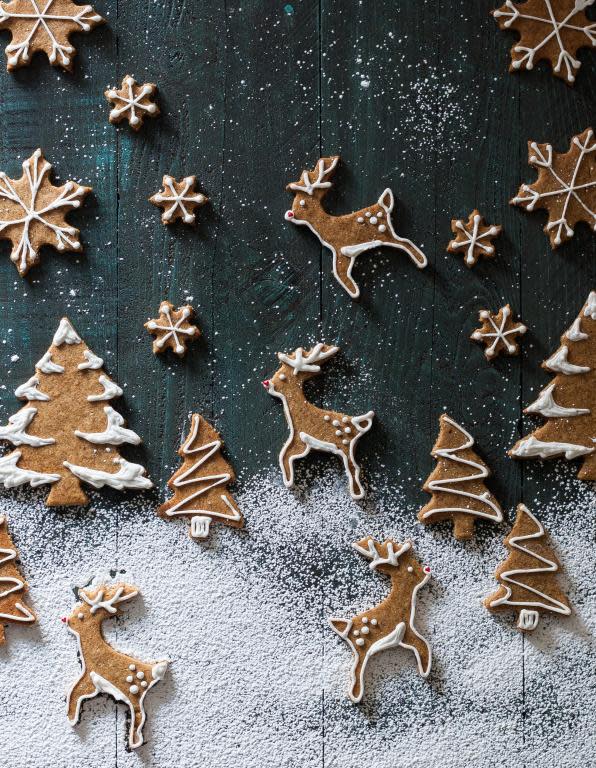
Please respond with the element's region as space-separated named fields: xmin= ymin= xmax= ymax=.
xmin=145 ymin=301 xmax=200 ymax=357
xmin=471 ymin=305 xmax=527 ymax=360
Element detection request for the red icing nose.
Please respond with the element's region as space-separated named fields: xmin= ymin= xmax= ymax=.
xmin=423 ymin=566 xmax=431 ymax=574
xmin=286 ymin=210 xmax=294 ymax=218
xmin=262 ymin=380 xmax=270 ymax=388
xmin=61 ymin=616 xmax=67 ymax=623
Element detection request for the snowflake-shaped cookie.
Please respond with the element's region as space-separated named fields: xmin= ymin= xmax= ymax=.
xmin=493 ymin=0 xmax=596 ymax=84
xmin=145 ymin=301 xmax=200 ymax=357
xmin=0 ymin=149 xmax=91 ymax=276
xmin=105 ymin=75 xmax=160 ymax=131
xmin=511 ymin=128 xmax=595 ymax=247
xmin=149 ymin=176 xmax=208 ymax=226
xmin=0 ymin=0 xmax=104 ymax=72
xmin=471 ymin=305 xmax=527 ymax=360
xmin=447 ymin=210 xmax=502 ymax=267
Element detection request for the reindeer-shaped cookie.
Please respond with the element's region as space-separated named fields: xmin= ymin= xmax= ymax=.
xmin=65 ymin=583 xmax=168 ymax=750
xmin=329 ymin=537 xmax=431 ymax=703
xmin=263 ymin=344 xmax=374 ymax=499
xmin=285 ymin=156 xmax=427 ymax=299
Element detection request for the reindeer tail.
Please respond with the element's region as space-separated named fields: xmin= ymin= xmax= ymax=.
xmin=352 ymin=411 xmax=374 ymax=435
xmin=329 ymin=618 xmax=367 ymax=704
xmin=152 ymin=660 xmax=169 ymax=681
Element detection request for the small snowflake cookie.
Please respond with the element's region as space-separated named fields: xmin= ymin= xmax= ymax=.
xmin=492 ymin=0 xmax=596 ymax=84
xmin=471 ymin=305 xmax=527 ymax=360
xmin=447 ymin=210 xmax=502 ymax=267
xmin=105 ymin=75 xmax=160 ymax=131
xmin=0 ymin=149 xmax=91 ymax=277
xmin=329 ymin=537 xmax=431 ymax=703
xmin=511 ymin=128 xmax=595 ymax=247
xmin=145 ymin=301 xmax=200 ymax=357
xmin=0 ymin=0 xmax=104 ymax=71
xmin=149 ymin=175 xmax=208 ymax=225
xmin=66 ymin=582 xmax=169 ymax=750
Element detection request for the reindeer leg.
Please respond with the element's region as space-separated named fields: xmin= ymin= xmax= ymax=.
xmin=279 ymin=434 xmax=310 ymax=488
xmin=332 ymin=249 xmax=360 ymax=299
xmin=400 ymin=624 xmax=432 ymax=678
xmin=67 ymin=672 xmax=96 ymax=724
xmin=384 ymin=237 xmax=427 ymax=269
xmin=128 ymin=701 xmax=147 ymax=750
xmin=341 ymin=449 xmax=364 ymax=500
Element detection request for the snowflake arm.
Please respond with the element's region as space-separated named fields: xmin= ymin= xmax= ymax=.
xmin=149 ymin=175 xmax=208 ymax=225
xmin=105 ymin=75 xmax=160 ymax=131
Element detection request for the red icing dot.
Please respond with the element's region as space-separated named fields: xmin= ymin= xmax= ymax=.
xmin=287 ymin=211 xmax=294 ymax=218
xmin=424 ymin=566 xmax=431 ymax=574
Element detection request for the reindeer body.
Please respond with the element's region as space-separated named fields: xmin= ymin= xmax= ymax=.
xmin=285 ymin=156 xmax=427 ymax=299
xmin=329 ymin=538 xmax=431 ymax=703
xmin=263 ymin=345 xmax=374 ymax=499
xmin=66 ymin=584 xmax=168 ymax=750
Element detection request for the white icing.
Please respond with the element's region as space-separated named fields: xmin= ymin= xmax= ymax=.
xmin=544 ymin=345 xmax=590 ymax=374
xmin=525 ymin=382 xmax=590 ymax=418
xmin=152 ymin=176 xmax=206 ymax=224
xmin=493 ymin=0 xmax=596 ymax=83
xmin=511 ymin=129 xmax=596 ymax=244
xmin=0 ymin=149 xmax=86 ymax=274
xmin=0 ymin=451 xmax=60 ymax=488
xmin=146 ymin=303 xmax=197 ymax=354
xmin=162 ymin=415 xmax=242 ymax=525
xmin=488 ymin=505 xmax=571 ymax=621
xmin=74 ymin=406 xmax=141 ymax=445
xmin=0 ymin=1 xmax=103 ymax=68
xmin=420 ymin=415 xmax=502 ymax=524
xmin=107 ymin=75 xmax=158 ymax=128
xmin=287 ymin=156 xmax=339 ymax=196
xmin=52 ymin=317 xmax=81 ymax=346
xmin=352 ymin=539 xmax=411 ymax=570
xmin=36 ymin=351 xmax=64 ymax=374
xmin=277 ymin=343 xmax=339 ymax=375
xmin=0 ymin=407 xmax=55 ymax=447
xmin=80 ymin=586 xmax=138 ymax=615
xmin=64 ymin=458 xmax=153 ymax=490
xmin=472 ymin=305 xmax=526 ymax=358
xmin=87 ymin=375 xmax=123 ymax=402
xmin=450 ymin=213 xmax=499 ymax=265
xmin=78 ymin=350 xmax=104 ymax=370
xmin=14 ymin=375 xmax=50 ymax=401
xmin=584 ymin=290 xmax=596 ymax=320
xmin=565 ymin=317 xmax=588 ymax=341
xmin=0 ymin=517 xmax=35 ymax=625
xmin=510 ymin=435 xmax=593 ymax=460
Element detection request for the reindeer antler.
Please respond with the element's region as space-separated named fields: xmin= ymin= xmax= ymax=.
xmin=80 ymin=585 xmax=138 ymax=615
xmin=353 ymin=538 xmax=411 ymax=570
xmin=277 ymin=343 xmax=339 ymax=375
xmin=287 ymin=156 xmax=339 ymax=196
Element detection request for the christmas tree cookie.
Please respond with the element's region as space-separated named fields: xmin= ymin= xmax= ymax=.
xmin=0 ymin=515 xmax=35 ymax=643
xmin=484 ymin=504 xmax=570 ymax=631
xmin=0 ymin=317 xmax=152 ymax=506
xmin=511 ymin=291 xmax=596 ymax=480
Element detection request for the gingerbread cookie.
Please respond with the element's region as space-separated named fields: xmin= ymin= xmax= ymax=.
xmin=329 ymin=537 xmax=431 ymax=703
xmin=149 ymin=175 xmax=207 ymax=225
xmin=484 ymin=504 xmax=571 ymax=631
xmin=0 ymin=0 xmax=103 ymax=71
xmin=0 ymin=317 xmax=152 ymax=506
xmin=158 ymin=414 xmax=244 ymax=540
xmin=511 ymin=127 xmax=595 ymax=247
xmin=285 ymin=156 xmax=427 ymax=299
xmin=263 ymin=344 xmax=374 ymax=499
xmin=145 ymin=301 xmax=200 ymax=357
xmin=447 ymin=210 xmax=501 ymax=267
xmin=493 ymin=0 xmax=596 ymax=84
xmin=65 ymin=582 xmax=169 ymax=750
xmin=0 ymin=149 xmax=91 ymax=276
xmin=105 ymin=75 xmax=160 ymax=131
xmin=510 ymin=291 xmax=596 ymax=480
xmin=471 ymin=304 xmax=527 ymax=359
xmin=0 ymin=515 xmax=35 ymax=643
xmin=418 ymin=414 xmax=503 ymax=540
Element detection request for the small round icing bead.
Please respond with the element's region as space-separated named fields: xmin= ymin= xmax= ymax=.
xmin=335 ymin=430 xmax=342 ymax=436
xmin=129 ymin=685 xmax=139 ymax=695
xmin=129 ymin=664 xmax=136 ymax=671
xmin=126 ymin=675 xmax=133 ymax=683
xmin=136 ymin=671 xmax=144 ymax=679
xmin=378 ymin=224 xmax=386 ymax=233
xmin=342 ymin=439 xmax=349 ymax=445
xmin=370 ymin=216 xmax=378 ymax=225
xmin=324 ymin=415 xmax=330 ymax=421
xmin=360 ymin=626 xmax=370 ymax=635
xmin=356 ymin=638 xmax=365 ymax=646
xmin=370 ymin=618 xmax=378 ymax=626
xmin=361 ymin=616 xmax=368 ymax=624
xmin=357 ymin=216 xmax=364 ymax=223
xmin=365 ymin=212 xmax=371 ymax=217
xmin=141 ymin=681 xmax=148 ymax=688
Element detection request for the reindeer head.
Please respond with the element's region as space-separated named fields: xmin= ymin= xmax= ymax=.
xmin=285 ymin=156 xmax=339 ymax=223
xmin=353 ymin=537 xmax=431 ymax=584
xmin=262 ymin=343 xmax=339 ymax=395
xmin=65 ymin=583 xmax=139 ymax=632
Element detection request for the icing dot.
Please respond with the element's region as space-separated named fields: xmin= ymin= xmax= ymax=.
xmin=378 ymin=224 xmax=386 ymax=233
xmin=335 ymin=430 xmax=342 ymax=436
xmin=365 ymin=212 xmax=371 ymax=217
xmin=129 ymin=664 xmax=136 ymax=671
xmin=356 ymin=638 xmax=365 ymax=646
xmin=299 ymin=199 xmax=305 ymax=207
xmin=360 ymin=626 xmax=370 ymax=635
xmin=370 ymin=618 xmax=378 ymax=626
xmin=344 ymin=427 xmax=351 ymax=434
xmin=342 ymin=439 xmax=349 ymax=445
xmin=370 ymin=216 xmax=378 ymax=225
xmin=141 ymin=681 xmax=148 ymax=688
xmin=136 ymin=671 xmax=144 ymax=680
xmin=332 ymin=420 xmax=340 ymax=427
xmin=407 ymin=566 xmax=413 ymax=573
xmin=126 ymin=675 xmax=133 ymax=683
xmin=129 ymin=685 xmax=139 ymax=695
xmin=357 ymin=216 xmax=364 ymax=223
xmin=361 ymin=616 xmax=368 ymax=624
xmin=279 ymin=373 xmax=286 ymax=380
xmin=353 ymin=629 xmax=360 ymax=636
xmin=323 ymin=415 xmax=330 ymax=421
xmin=342 ymin=417 xmax=349 ymax=423
xmin=376 ymin=211 xmax=383 ymax=217
xmin=77 ymin=613 xmax=84 ymax=620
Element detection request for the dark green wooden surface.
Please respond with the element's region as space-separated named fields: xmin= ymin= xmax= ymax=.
xmin=0 ymin=0 xmax=593 ymax=760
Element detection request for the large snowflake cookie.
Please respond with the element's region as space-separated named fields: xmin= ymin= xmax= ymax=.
xmin=263 ymin=344 xmax=374 ymax=499
xmin=511 ymin=127 xmax=595 ymax=247
xmin=471 ymin=305 xmax=527 ymax=360
xmin=447 ymin=210 xmax=502 ymax=267
xmin=66 ymin=582 xmax=169 ymax=750
xmin=484 ymin=504 xmax=570 ymax=631
xmin=0 ymin=317 xmax=152 ymax=506
xmin=105 ymin=75 xmax=160 ymax=131
xmin=510 ymin=291 xmax=596 ymax=480
xmin=0 ymin=0 xmax=103 ymax=72
xmin=493 ymin=0 xmax=596 ymax=84
xmin=0 ymin=149 xmax=91 ymax=277
xmin=145 ymin=301 xmax=200 ymax=357
xmin=0 ymin=515 xmax=35 ymax=643
xmin=149 ymin=175 xmax=208 ymax=226
xmin=285 ymin=156 xmax=427 ymax=299
xmin=329 ymin=537 xmax=431 ymax=703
